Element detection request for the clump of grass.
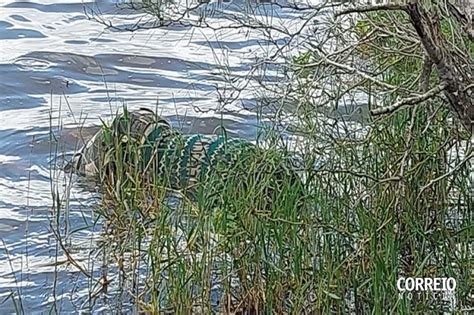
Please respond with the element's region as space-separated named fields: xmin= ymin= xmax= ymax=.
xmin=287 ymin=98 xmax=472 ymax=313
xmin=89 ymin=109 xmax=314 ymax=313
xmin=61 ymin=94 xmax=472 ymax=314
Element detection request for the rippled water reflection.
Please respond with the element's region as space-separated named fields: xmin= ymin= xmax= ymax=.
xmin=0 ymin=0 xmax=293 ymax=312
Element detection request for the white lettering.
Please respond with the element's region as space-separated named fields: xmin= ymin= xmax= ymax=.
xmin=447 ymin=278 xmax=456 ymax=291
xmin=405 ymin=277 xmax=414 ymax=291
xmin=397 ymin=278 xmax=405 ymax=291
xmin=397 ymin=277 xmax=457 ymax=292
xmin=415 ymin=278 xmax=424 ymax=291
xmin=424 ymin=277 xmax=433 ymax=291
xmin=433 ymin=277 xmax=442 ymax=291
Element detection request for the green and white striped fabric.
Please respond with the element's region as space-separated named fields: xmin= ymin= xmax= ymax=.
xmin=67 ymin=108 xmax=300 ymax=200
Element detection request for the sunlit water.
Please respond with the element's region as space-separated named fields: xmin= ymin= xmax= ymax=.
xmin=0 ymin=0 xmax=304 ymax=312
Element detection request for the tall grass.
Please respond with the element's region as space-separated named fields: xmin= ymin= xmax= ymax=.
xmin=93 ymin=110 xmax=309 ymax=312
xmin=73 ymin=99 xmax=471 ymax=313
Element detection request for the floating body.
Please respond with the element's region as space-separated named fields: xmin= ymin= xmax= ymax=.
xmin=67 ymin=108 xmax=303 ymax=206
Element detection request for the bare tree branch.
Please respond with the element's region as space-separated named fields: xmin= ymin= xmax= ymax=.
xmin=446 ymin=0 xmax=474 ymax=41
xmin=371 ymin=83 xmax=447 ymax=116
xmin=335 ymin=4 xmax=407 ymax=17
xmin=407 ymin=2 xmax=473 ymax=133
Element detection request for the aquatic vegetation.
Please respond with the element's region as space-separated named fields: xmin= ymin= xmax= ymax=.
xmin=68 ymin=107 xmax=309 ymax=313
xmin=44 ymin=0 xmax=472 ymax=313
xmin=58 ymin=99 xmax=471 ymax=314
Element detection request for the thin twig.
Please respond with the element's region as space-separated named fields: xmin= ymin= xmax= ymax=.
xmin=335 ymin=4 xmax=407 ymax=17
xmin=371 ymin=83 xmax=447 ymax=116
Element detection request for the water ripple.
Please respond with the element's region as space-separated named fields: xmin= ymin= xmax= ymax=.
xmin=0 ymin=0 xmax=289 ymax=311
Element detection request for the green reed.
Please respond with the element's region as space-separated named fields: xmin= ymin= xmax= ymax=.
xmin=94 ymin=101 xmax=471 ymax=313
xmin=41 ymin=83 xmax=471 ymax=315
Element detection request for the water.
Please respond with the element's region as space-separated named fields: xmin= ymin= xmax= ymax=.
xmin=0 ymin=0 xmax=300 ymax=312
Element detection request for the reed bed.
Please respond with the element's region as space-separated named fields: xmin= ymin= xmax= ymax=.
xmin=57 ymin=102 xmax=472 ymax=314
